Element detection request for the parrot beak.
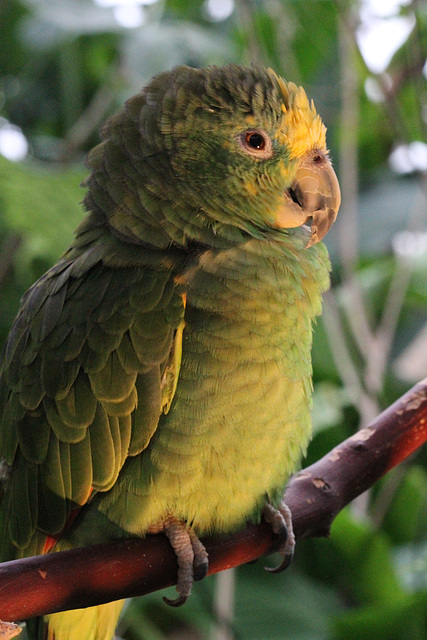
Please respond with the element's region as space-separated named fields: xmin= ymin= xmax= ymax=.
xmin=274 ymin=151 xmax=341 ymax=247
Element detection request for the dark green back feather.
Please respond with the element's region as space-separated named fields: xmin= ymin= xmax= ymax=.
xmin=0 ymin=232 xmax=185 ymax=558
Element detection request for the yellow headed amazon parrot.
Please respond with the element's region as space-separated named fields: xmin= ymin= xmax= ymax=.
xmin=0 ymin=64 xmax=340 ymax=640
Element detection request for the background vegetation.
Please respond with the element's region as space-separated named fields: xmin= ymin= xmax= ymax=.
xmin=1 ymin=0 xmax=427 ymax=638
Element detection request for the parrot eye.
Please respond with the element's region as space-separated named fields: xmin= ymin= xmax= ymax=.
xmin=246 ymin=132 xmax=265 ymax=149
xmin=239 ymin=129 xmax=273 ymax=159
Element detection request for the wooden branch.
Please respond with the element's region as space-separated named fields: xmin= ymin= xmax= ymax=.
xmin=1 ymin=377 xmax=427 ymax=623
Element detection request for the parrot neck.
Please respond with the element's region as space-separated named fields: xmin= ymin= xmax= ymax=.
xmin=83 ymin=181 xmax=264 ymax=253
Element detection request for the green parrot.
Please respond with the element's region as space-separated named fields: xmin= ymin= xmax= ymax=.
xmin=0 ymin=64 xmax=340 ymax=640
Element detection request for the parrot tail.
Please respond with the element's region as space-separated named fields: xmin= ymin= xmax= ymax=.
xmin=31 ymin=601 xmax=126 ymax=640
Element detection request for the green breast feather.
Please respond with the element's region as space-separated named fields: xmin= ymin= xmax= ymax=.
xmin=97 ymin=231 xmax=330 ymax=537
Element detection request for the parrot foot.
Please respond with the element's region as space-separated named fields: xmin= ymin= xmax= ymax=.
xmin=161 ymin=516 xmax=208 ymax=607
xmin=262 ymin=501 xmax=295 ymax=573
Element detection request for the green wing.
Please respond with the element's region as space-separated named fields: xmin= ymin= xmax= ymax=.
xmin=0 ymin=249 xmax=185 ymax=559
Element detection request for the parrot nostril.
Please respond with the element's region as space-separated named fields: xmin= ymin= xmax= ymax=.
xmin=311 ymin=151 xmax=327 ymax=165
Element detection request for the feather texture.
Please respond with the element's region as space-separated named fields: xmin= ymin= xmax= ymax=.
xmin=0 ymin=251 xmax=185 ymax=554
xmin=0 ymin=63 xmax=340 ymax=640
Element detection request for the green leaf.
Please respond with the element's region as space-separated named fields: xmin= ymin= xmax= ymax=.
xmin=381 ymin=466 xmax=427 ymax=544
xmin=0 ymin=156 xmax=84 ymax=284
xmin=332 ymin=591 xmax=427 ymax=640
xmin=330 ymin=509 xmax=403 ymax=604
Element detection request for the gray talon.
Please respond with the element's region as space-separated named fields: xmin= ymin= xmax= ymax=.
xmin=162 ymin=515 xmax=209 ymax=605
xmin=193 ymin=557 xmax=209 ymax=581
xmin=264 ymin=550 xmax=294 ymax=573
xmin=262 ymin=501 xmax=295 ymax=573
xmin=163 ymin=594 xmax=188 ymax=607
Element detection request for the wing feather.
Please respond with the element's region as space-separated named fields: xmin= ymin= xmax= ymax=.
xmin=19 ymin=357 xmax=44 ymax=410
xmin=68 ymin=432 xmax=93 ymax=505
xmin=89 ymin=352 xmax=138 ymax=402
xmin=90 ymin=404 xmax=116 ymax=490
xmin=16 ymin=412 xmax=50 ymax=463
xmin=9 ymin=455 xmax=38 ymax=549
xmin=56 ymin=374 xmax=97 ymax=428
xmin=0 ymin=254 xmax=185 ymax=559
xmin=44 ymin=397 xmax=88 ymax=443
xmin=39 ymin=435 xmax=68 ymax=534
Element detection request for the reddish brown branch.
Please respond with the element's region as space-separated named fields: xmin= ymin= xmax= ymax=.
xmin=1 ymin=378 xmax=427 ymax=622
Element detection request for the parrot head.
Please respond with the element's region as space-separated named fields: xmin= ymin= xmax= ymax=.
xmin=88 ymin=64 xmax=340 ymax=248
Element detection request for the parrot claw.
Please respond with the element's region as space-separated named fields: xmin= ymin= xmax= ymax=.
xmin=262 ymin=501 xmax=295 ymax=573
xmin=162 ymin=594 xmax=188 ymax=608
xmin=264 ymin=550 xmax=294 ymax=574
xmin=189 ymin=528 xmax=209 ymax=581
xmin=193 ymin=556 xmax=209 ymax=581
xmin=162 ymin=515 xmax=209 ymax=606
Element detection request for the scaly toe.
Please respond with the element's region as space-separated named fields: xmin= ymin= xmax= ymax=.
xmin=162 ymin=515 xmax=209 ymax=605
xmin=262 ymin=501 xmax=295 ymax=573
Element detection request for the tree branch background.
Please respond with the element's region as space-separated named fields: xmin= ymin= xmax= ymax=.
xmin=1 ymin=1 xmax=427 ymax=639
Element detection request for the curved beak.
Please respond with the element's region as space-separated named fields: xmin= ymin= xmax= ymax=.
xmin=274 ymin=150 xmax=341 ymax=247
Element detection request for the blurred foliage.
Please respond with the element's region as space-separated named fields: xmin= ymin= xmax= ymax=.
xmin=1 ymin=0 xmax=427 ymax=638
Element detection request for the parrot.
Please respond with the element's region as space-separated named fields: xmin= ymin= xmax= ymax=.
xmin=0 ymin=63 xmax=340 ymax=640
